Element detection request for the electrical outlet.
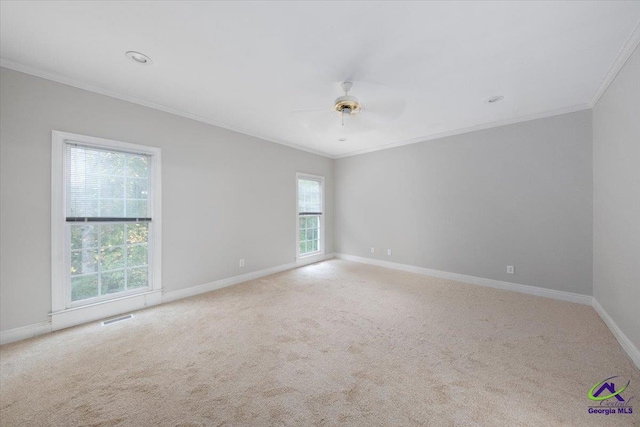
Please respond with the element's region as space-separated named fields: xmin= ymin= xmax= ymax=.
xmin=387 ymin=249 xmax=392 ymax=256
xmin=507 ymin=265 xmax=514 ymax=274
xmin=239 ymin=259 xmax=245 ymax=267
xmin=370 ymin=247 xmax=375 ymax=253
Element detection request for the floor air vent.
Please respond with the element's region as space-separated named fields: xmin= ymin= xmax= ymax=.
xmin=102 ymin=314 xmax=134 ymax=326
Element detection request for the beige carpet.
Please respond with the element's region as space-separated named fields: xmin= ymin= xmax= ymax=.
xmin=1 ymin=260 xmax=638 ymax=426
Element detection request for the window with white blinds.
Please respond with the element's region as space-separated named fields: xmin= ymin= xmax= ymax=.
xmin=63 ymin=143 xmax=155 ymax=304
xmin=297 ymin=174 xmax=324 ymax=257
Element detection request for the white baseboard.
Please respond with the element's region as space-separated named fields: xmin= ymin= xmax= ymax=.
xmin=51 ymin=290 xmax=163 ymax=331
xmin=3 ymin=254 xmax=637 ymax=370
xmin=336 ymin=253 xmax=640 ymax=368
xmin=592 ymin=298 xmax=640 ymax=369
xmin=1 ymin=253 xmax=335 ymax=346
xmin=162 ymin=253 xmax=334 ymax=303
xmin=161 ymin=263 xmax=298 ymax=303
xmin=0 ymin=321 xmax=52 ymax=345
xmin=334 ymin=253 xmax=593 ymax=305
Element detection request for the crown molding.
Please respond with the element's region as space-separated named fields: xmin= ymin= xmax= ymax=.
xmin=0 ymin=58 xmax=334 ymax=159
xmin=333 ymin=103 xmax=591 ymax=159
xmin=589 ymin=19 xmax=640 ymax=108
xmin=2 ymin=45 xmax=626 ymax=161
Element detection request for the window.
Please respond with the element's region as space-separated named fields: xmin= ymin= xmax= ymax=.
xmin=52 ymin=131 xmax=161 ymax=314
xmin=297 ymin=173 xmax=324 ymax=257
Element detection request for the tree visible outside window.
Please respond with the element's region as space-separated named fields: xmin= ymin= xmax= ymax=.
xmin=297 ymin=174 xmax=323 ymax=257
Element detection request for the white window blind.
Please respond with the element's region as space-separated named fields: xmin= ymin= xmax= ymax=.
xmin=66 ymin=144 xmax=151 ymax=220
xmin=298 ymin=178 xmax=322 ymax=215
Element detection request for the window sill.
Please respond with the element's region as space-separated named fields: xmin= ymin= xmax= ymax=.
xmin=50 ymin=289 xmax=162 ymax=331
xmin=296 ymin=251 xmax=326 ymax=266
xmin=66 ymin=287 xmax=153 ymax=310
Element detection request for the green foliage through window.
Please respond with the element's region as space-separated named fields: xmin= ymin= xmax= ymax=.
xmin=299 ymin=215 xmax=320 ymax=255
xmin=70 ymin=222 xmax=149 ymax=302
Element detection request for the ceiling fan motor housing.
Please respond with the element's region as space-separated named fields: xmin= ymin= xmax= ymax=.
xmin=334 ymin=95 xmax=361 ymax=115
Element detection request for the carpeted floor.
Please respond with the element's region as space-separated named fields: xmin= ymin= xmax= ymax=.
xmin=1 ymin=259 xmax=638 ymax=426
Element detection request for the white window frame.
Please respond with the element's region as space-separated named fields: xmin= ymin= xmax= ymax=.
xmin=296 ymin=172 xmax=325 ymax=259
xmin=51 ymin=131 xmax=162 ymax=328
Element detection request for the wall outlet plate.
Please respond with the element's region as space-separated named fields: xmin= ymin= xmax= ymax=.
xmin=507 ymin=265 xmax=514 ymax=274
xmin=387 ymin=249 xmax=392 ymax=256
xmin=370 ymin=247 xmax=375 ymax=253
xmin=239 ymin=259 xmax=245 ymax=267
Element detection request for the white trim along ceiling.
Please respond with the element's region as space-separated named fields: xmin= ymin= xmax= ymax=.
xmin=1 ymin=2 xmax=640 ymax=158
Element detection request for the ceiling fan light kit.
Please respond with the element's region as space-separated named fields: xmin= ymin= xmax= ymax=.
xmin=334 ymin=82 xmax=362 ymax=126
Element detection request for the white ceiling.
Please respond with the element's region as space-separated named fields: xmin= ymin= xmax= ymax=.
xmin=2 ymin=2 xmax=640 ymax=157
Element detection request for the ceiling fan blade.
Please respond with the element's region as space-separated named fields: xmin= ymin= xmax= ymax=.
xmin=299 ymin=110 xmax=383 ymax=137
xmin=361 ymin=103 xmax=405 ymax=124
xmin=299 ymin=110 xmax=336 ymax=128
xmin=343 ymin=115 xmax=378 ymax=134
xmin=352 ymin=81 xmax=407 ymax=122
xmin=336 ymin=34 xmax=388 ymax=83
xmin=290 ymin=107 xmax=327 ymax=113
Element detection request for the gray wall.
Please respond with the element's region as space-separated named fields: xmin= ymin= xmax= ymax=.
xmin=335 ymin=110 xmax=593 ymax=295
xmin=0 ymin=67 xmax=334 ymax=331
xmin=593 ymin=45 xmax=640 ymax=349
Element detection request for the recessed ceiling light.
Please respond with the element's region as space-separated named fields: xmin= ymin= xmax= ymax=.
xmin=486 ymin=95 xmax=504 ymax=104
xmin=339 ymin=137 xmax=347 ymax=142
xmin=126 ymin=51 xmax=152 ymax=64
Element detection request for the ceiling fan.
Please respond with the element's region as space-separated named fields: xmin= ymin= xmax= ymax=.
xmin=332 ymin=81 xmax=361 ymax=126
xmin=291 ymin=81 xmax=405 ymax=137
